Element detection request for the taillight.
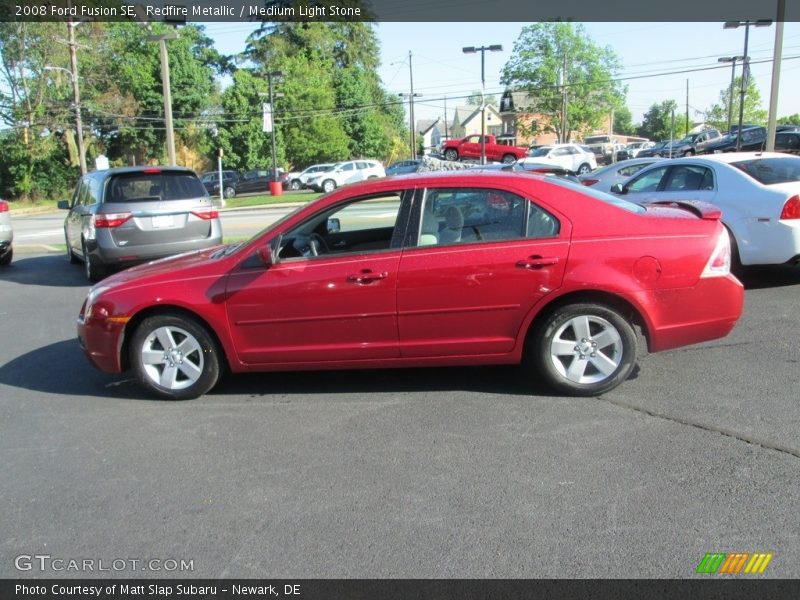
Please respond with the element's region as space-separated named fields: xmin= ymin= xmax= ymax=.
xmin=94 ymin=213 xmax=132 ymax=228
xmin=701 ymin=228 xmax=731 ymax=278
xmin=142 ymin=168 xmax=162 ymax=174
xmin=0 ymin=200 xmax=8 ymax=212
xmin=581 ymin=179 xmax=599 ymax=186
xmin=191 ymin=208 xmax=219 ymax=220
xmin=780 ymin=195 xmax=800 ymax=220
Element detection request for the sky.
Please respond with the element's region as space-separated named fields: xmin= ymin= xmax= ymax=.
xmin=200 ymin=21 xmax=800 ymax=131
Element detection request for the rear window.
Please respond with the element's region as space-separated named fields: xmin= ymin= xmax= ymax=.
xmin=105 ymin=171 xmax=208 ymax=203
xmin=731 ymin=157 xmax=800 ymax=185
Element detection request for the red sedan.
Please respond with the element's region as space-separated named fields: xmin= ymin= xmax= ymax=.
xmin=77 ymin=172 xmax=743 ymax=400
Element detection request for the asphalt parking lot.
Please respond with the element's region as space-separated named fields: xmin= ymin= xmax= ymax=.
xmin=1 ymin=253 xmax=799 ymax=578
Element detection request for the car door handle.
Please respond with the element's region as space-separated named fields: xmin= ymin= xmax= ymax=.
xmin=516 ymin=256 xmax=559 ymax=269
xmin=347 ymin=269 xmax=388 ymax=284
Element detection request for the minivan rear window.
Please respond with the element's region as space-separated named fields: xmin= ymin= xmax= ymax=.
xmin=106 ymin=172 xmax=208 ymax=203
xmin=731 ymin=157 xmax=800 ymax=185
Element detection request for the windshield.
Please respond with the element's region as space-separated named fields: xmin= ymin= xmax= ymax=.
xmin=731 ymin=157 xmax=800 ymax=185
xmin=548 ymin=178 xmax=646 ymax=214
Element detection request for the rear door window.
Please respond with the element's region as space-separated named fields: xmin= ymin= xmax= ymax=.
xmin=105 ymin=172 xmax=208 ymax=203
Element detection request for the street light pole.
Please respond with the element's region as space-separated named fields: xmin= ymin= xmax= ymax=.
xmin=717 ymin=56 xmax=744 ymax=133
xmin=463 ymin=44 xmax=503 ymax=165
xmin=724 ymin=19 xmax=772 ymax=151
xmin=147 ymin=31 xmax=178 ymax=165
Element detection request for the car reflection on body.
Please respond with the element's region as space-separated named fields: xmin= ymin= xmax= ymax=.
xmin=77 ymin=171 xmax=743 ymax=400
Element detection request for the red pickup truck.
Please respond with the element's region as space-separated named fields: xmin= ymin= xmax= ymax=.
xmin=442 ymin=135 xmax=528 ymax=163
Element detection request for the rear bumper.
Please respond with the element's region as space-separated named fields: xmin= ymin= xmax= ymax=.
xmin=89 ymin=223 xmax=223 ymax=267
xmin=635 ymin=274 xmax=744 ymax=353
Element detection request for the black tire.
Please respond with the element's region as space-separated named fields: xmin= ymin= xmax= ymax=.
xmin=224 ymin=186 xmax=236 ymax=199
xmin=726 ymin=226 xmax=745 ymax=278
xmin=82 ymin=240 xmax=105 ymax=283
xmin=321 ymin=179 xmax=336 ymax=193
xmin=527 ymin=302 xmax=637 ymax=397
xmin=66 ymin=234 xmax=80 ymax=264
xmin=130 ymin=312 xmax=221 ymax=400
xmin=577 ymin=163 xmax=592 ymax=175
xmin=502 ymin=154 xmax=516 ymax=164
xmin=444 ymin=148 xmax=458 ymax=162
xmin=0 ymin=247 xmax=12 ymax=266
xmin=289 ymin=179 xmax=301 ymax=191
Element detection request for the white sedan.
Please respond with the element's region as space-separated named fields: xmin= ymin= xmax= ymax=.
xmin=523 ymin=144 xmax=597 ymax=175
xmin=610 ymin=152 xmax=800 ymax=267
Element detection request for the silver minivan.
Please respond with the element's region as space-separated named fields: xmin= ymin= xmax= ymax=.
xmin=59 ymin=166 xmax=223 ymax=282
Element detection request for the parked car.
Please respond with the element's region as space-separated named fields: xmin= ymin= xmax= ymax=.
xmin=76 ymin=171 xmax=743 ymax=401
xmin=637 ymin=141 xmax=670 ymax=158
xmin=0 ymin=199 xmax=13 ymax=266
xmin=663 ymin=129 xmax=723 ymax=157
xmin=616 ymin=141 xmax=654 ymax=161
xmin=775 ymin=131 xmax=800 ymax=156
xmin=524 ymin=144 xmax=597 ymax=174
xmin=776 ymin=124 xmax=800 ymax=133
xmin=59 ymin=166 xmax=223 ymax=282
xmin=200 ymin=170 xmax=239 ymax=198
xmin=285 ymin=163 xmax=334 ymax=190
xmin=386 ymin=160 xmax=422 ymax=175
xmin=578 ymin=158 xmax=664 ymax=192
xmin=700 ymin=126 xmax=767 ymax=154
xmin=235 ymin=168 xmax=288 ymax=194
xmin=582 ymin=135 xmax=619 ymax=165
xmin=306 ymin=160 xmax=385 ymax=193
xmin=609 ymin=152 xmax=800 ymax=268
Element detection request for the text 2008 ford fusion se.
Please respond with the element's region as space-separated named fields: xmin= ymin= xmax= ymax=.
xmin=76 ymin=171 xmax=743 ymax=400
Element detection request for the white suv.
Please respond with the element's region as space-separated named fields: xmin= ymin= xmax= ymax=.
xmin=306 ymin=160 xmax=385 ymax=193
xmin=286 ymin=163 xmax=334 ymax=191
xmin=522 ymin=144 xmax=597 ymax=175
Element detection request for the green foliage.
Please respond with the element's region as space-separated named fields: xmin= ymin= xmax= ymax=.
xmin=703 ymin=75 xmax=768 ymax=132
xmin=501 ymin=22 xmax=626 ymax=141
xmin=638 ymin=100 xmax=685 ymax=141
xmin=613 ymin=106 xmax=637 ymax=136
xmin=778 ymin=114 xmax=800 ymax=125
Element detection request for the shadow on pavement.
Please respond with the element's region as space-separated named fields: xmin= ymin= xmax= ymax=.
xmin=0 ymin=338 xmax=546 ymax=400
xmin=0 ymin=254 xmax=89 ymax=288
xmin=737 ymin=264 xmax=800 ymax=290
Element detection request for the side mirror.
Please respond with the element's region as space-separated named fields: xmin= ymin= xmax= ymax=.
xmin=257 ymin=234 xmax=283 ymax=267
xmin=327 ymin=217 xmax=340 ymax=234
xmin=57 ymin=200 xmax=70 ymax=210
xmin=610 ymin=183 xmax=626 ymax=195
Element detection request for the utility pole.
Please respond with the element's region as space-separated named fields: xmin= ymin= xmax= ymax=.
xmin=443 ymin=95 xmax=449 ymax=142
xmin=147 ymin=31 xmax=178 ymax=165
xmin=766 ymin=0 xmax=785 ymax=152
xmin=685 ymin=79 xmax=689 ymax=134
xmin=67 ymin=8 xmax=86 ymax=175
xmin=259 ymin=71 xmax=284 ymax=188
xmin=718 ymin=56 xmax=744 ymax=133
xmin=398 ymin=52 xmax=421 ymax=159
xmin=561 ymin=53 xmax=568 ymax=144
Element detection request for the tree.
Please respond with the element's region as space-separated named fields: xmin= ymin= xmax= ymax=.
xmin=778 ymin=114 xmax=800 ymax=126
xmin=638 ymin=100 xmax=684 ymax=141
xmin=613 ymin=106 xmax=637 ymax=136
xmin=704 ymin=75 xmax=768 ymax=132
xmin=466 ymin=91 xmax=497 ymax=107
xmin=500 ymin=22 xmax=626 ymax=142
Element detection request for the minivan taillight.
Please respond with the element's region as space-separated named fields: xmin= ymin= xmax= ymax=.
xmin=191 ymin=208 xmax=219 ymax=220
xmin=701 ymin=228 xmax=731 ymax=278
xmin=0 ymin=200 xmax=8 ymax=212
xmin=780 ymin=195 xmax=800 ymax=220
xmin=94 ymin=213 xmax=132 ymax=228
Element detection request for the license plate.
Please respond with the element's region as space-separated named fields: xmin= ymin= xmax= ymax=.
xmin=152 ymin=215 xmax=174 ymax=228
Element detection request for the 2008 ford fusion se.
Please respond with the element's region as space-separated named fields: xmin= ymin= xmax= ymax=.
xmin=76 ymin=171 xmax=743 ymax=400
